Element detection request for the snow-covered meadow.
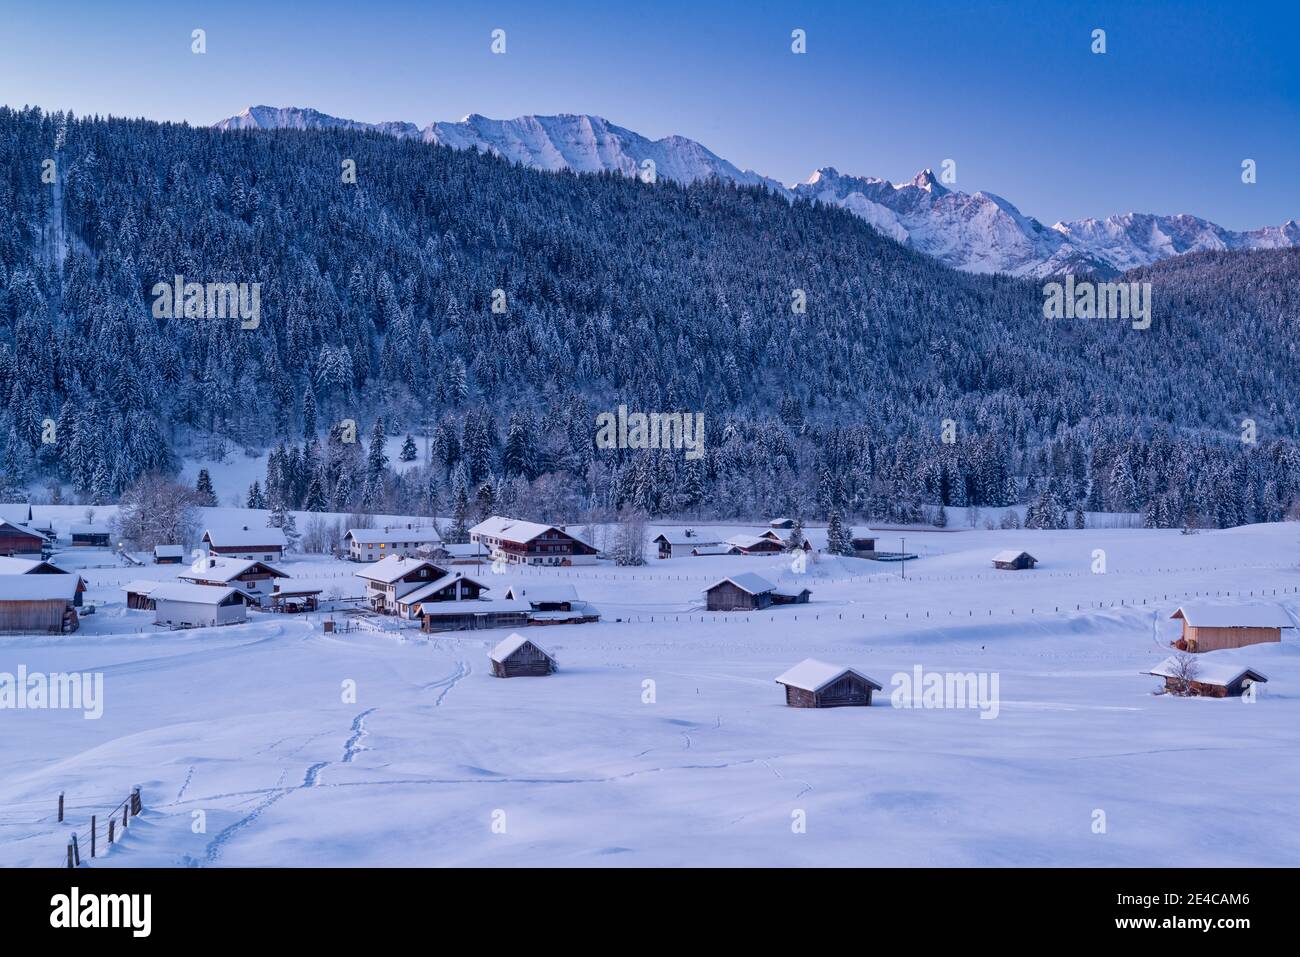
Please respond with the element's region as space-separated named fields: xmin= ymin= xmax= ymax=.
xmin=4 ymin=517 xmax=1299 ymax=867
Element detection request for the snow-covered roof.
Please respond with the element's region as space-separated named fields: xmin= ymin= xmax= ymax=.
xmin=471 ymin=515 xmax=557 ymax=541
xmin=691 ymin=544 xmax=736 ymax=555
xmin=154 ymin=544 xmax=185 ymax=557
xmin=0 ymin=504 xmax=32 ymax=524
xmin=181 ymin=556 xmax=287 ymax=582
xmin=0 ymin=519 xmax=47 ymax=540
xmin=121 ymin=580 xmax=161 ymax=595
xmin=775 ymin=658 xmax=882 ymax=693
xmin=727 ymin=534 xmax=778 ymax=549
xmin=0 ymin=557 xmax=46 ymax=574
xmin=504 ymin=584 xmax=579 ymax=604
xmin=70 ymin=523 xmax=110 ymax=535
xmin=0 ymin=576 xmax=79 ymax=601
xmin=992 ymin=550 xmax=1033 ymax=562
xmin=146 ymin=582 xmax=249 ymax=605
xmin=202 ymin=525 xmax=288 ymax=548
xmin=772 ymin=584 xmax=811 ymax=598
xmin=653 ymin=534 xmax=722 ymax=546
xmin=420 ymin=597 xmax=530 ymax=617
xmin=1147 ymin=656 xmax=1269 ymax=687
xmin=345 ymin=526 xmax=442 ymax=545
xmin=436 ymin=542 xmax=490 ymax=557
xmin=1170 ymin=603 xmax=1294 ymax=629
xmin=489 ymin=632 xmax=554 ymax=664
xmin=353 ymin=555 xmax=445 ymax=584
xmin=707 ymin=572 xmax=776 ymax=596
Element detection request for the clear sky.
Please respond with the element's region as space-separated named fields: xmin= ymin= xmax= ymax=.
xmin=2 ymin=0 xmax=1296 ymax=230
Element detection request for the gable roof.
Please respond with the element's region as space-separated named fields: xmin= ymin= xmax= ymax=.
xmin=504 ymin=583 xmax=579 ymax=604
xmin=202 ymin=525 xmax=288 ymax=548
xmin=707 ymin=572 xmax=776 ymax=596
xmin=353 ymin=555 xmax=446 ymax=584
xmin=0 ymin=504 xmax=33 ymax=525
xmin=154 ymin=544 xmax=186 ymax=558
xmin=181 ymin=556 xmax=288 ymax=582
xmin=1147 ymin=656 xmax=1269 ymax=687
xmin=397 ymin=572 xmax=491 ymax=607
xmin=691 ymin=544 xmax=737 ymax=555
xmin=727 ymin=534 xmax=779 ymax=549
xmin=653 ymin=533 xmax=722 ymax=546
xmin=70 ymin=523 xmax=110 ymax=535
xmin=470 ymin=515 xmax=591 ymax=547
xmin=0 ymin=575 xmax=79 ymax=601
xmin=0 ymin=519 xmax=47 ymax=542
xmin=1170 ymin=603 xmax=1294 ymax=629
xmin=345 ymin=526 xmax=442 ymax=545
xmin=0 ymin=557 xmax=53 ymax=574
xmin=775 ymin=658 xmax=883 ymax=693
xmin=992 ymin=550 xmax=1034 ymax=563
xmin=489 ymin=632 xmax=554 ymax=664
xmin=146 ymin=582 xmax=249 ymax=605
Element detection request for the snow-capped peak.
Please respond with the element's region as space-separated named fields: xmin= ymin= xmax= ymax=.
xmin=907 ymin=168 xmax=948 ymax=195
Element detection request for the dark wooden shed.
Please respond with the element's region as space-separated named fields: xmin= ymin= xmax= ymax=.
xmin=705 ymin=573 xmax=777 ymax=611
xmin=992 ymin=550 xmax=1037 ymax=570
xmin=490 ymin=633 xmax=557 ymax=678
xmin=775 ymin=658 xmax=882 ymax=708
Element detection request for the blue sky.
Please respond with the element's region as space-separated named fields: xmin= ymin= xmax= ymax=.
xmin=2 ymin=0 xmax=1296 ymax=229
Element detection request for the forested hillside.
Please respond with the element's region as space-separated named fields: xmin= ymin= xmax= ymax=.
xmin=2 ymin=104 xmax=1299 ymax=527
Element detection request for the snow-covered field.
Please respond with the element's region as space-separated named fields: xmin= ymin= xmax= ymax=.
xmin=4 ymin=519 xmax=1299 ymax=867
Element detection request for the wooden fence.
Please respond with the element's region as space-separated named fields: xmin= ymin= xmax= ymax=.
xmin=60 ymin=787 xmax=142 ymax=867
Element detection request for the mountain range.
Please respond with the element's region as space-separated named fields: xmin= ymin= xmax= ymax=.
xmin=216 ymin=105 xmax=1300 ymax=278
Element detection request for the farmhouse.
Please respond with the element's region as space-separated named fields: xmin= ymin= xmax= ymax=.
xmin=775 ymin=658 xmax=882 ymax=708
xmin=1147 ymin=656 xmax=1269 ymax=698
xmin=705 ymin=573 xmax=811 ymax=611
xmin=504 ymin=584 xmax=602 ymax=625
xmin=179 ymin=556 xmax=289 ymax=606
xmin=148 ymin=582 xmax=250 ymax=628
xmin=489 ymin=633 xmax=557 ymax=678
xmin=201 ymin=525 xmax=287 ymax=562
xmin=1169 ymin=604 xmax=1294 ymax=652
xmin=469 ymin=516 xmax=599 ymax=566
xmin=70 ymin=524 xmax=111 ymax=547
xmin=0 ymin=557 xmax=86 ymax=606
xmin=992 ymin=550 xmax=1037 ymax=570
xmin=653 ymin=533 xmax=722 ymax=559
xmin=343 ymin=525 xmax=442 ymax=562
xmin=153 ymin=545 xmax=185 ymax=564
xmin=393 ymin=570 xmax=491 ymax=620
xmin=0 ymin=519 xmax=47 ymax=558
xmin=726 ymin=534 xmax=784 ymax=555
xmin=0 ymin=576 xmax=80 ymax=634
xmin=354 ymin=556 xmax=448 ymax=614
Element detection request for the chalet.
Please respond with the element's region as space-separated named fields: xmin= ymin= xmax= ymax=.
xmin=354 ymin=556 xmax=448 ymax=614
xmin=201 ymin=525 xmax=287 ymax=562
xmin=0 ymin=519 xmax=47 ymax=558
xmin=1147 ymin=656 xmax=1269 ymax=698
xmin=0 ymin=575 xmax=80 ymax=634
xmin=1169 ymin=604 xmax=1294 ymax=653
xmin=70 ymin=524 xmax=111 ymax=547
xmin=393 ymin=570 xmax=491 ymax=620
xmin=775 ymin=659 xmax=882 ymax=708
xmin=653 ymin=533 xmax=722 ymax=559
xmin=726 ymin=534 xmax=784 ymax=555
xmin=469 ymin=516 xmax=599 ymax=566
xmin=179 ymin=556 xmax=289 ymax=606
xmin=503 ymin=584 xmax=601 ymax=625
xmin=992 ymin=550 xmax=1037 ymax=570
xmin=489 ymin=633 xmax=557 ymax=678
xmin=153 ymin=545 xmax=185 ymax=564
xmin=705 ymin=573 xmax=811 ymax=612
xmin=343 ymin=525 xmax=443 ymax=562
xmin=148 ymin=582 xmax=249 ymax=628
xmin=0 ymin=557 xmax=86 ymax=607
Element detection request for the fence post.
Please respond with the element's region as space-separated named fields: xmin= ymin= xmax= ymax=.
xmin=67 ymin=844 xmax=74 ymax=868
xmin=123 ymin=800 xmax=129 ymax=829
xmin=91 ymin=816 xmax=96 ymax=858
xmin=109 ymin=818 xmax=115 ymax=845
xmin=71 ymin=833 xmax=80 ymax=867
xmin=58 ymin=791 xmax=64 ymax=823
xmin=131 ymin=787 xmax=142 ymax=815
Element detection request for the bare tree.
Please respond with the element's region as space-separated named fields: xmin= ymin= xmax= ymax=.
xmin=114 ymin=473 xmax=200 ymax=550
xmin=1167 ymin=652 xmax=1200 ymax=696
xmin=611 ymin=511 xmax=648 ymax=566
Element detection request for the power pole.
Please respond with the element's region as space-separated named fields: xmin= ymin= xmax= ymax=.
xmin=901 ymin=536 xmax=906 ymax=579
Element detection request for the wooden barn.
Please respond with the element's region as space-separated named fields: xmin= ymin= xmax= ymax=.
xmin=1169 ymin=604 xmax=1294 ymax=652
xmin=0 ymin=576 xmax=80 ymax=634
xmin=850 ymin=534 xmax=877 ymax=556
xmin=775 ymin=658 xmax=882 ymax=708
xmin=768 ymin=518 xmax=795 ymax=529
xmin=489 ymin=633 xmax=557 ymax=678
xmin=0 ymin=519 xmax=47 ymax=558
xmin=504 ymin=584 xmax=602 ymax=625
xmin=0 ymin=557 xmax=86 ymax=607
xmin=1147 ymin=656 xmax=1269 ymax=698
xmin=121 ymin=581 xmax=159 ymax=610
xmin=70 ymin=524 xmax=111 ymax=547
xmin=705 ymin=573 xmax=810 ymax=611
xmin=153 ymin=545 xmax=185 ymax=564
xmin=992 ymin=549 xmax=1037 ymax=570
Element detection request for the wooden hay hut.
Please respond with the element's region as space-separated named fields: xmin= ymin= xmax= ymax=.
xmin=489 ymin=632 xmax=557 ymax=678
xmin=992 ymin=549 xmax=1036 ymax=570
xmin=1169 ymin=604 xmax=1293 ymax=652
xmin=775 ymin=658 xmax=882 ymax=708
xmin=1147 ymin=656 xmax=1268 ymax=698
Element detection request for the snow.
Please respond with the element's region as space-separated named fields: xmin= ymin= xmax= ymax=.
xmin=136 ymin=582 xmax=245 ymax=605
xmin=345 ymin=527 xmax=441 ymax=545
xmin=1170 ymin=602 xmax=1294 ymax=629
xmin=0 ymin=576 xmax=78 ymax=600
xmin=709 ymin=572 xmax=776 ymax=596
xmin=490 ymin=632 xmax=552 ymax=664
xmin=201 ymin=525 xmax=287 ymax=548
xmin=5 ymin=518 xmax=1300 ymax=866
xmin=353 ymin=555 xmax=442 ymax=584
xmin=992 ymin=549 xmax=1033 ymax=563
xmin=470 ymin=515 xmax=558 ymax=543
xmin=774 ymin=658 xmax=881 ymax=693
